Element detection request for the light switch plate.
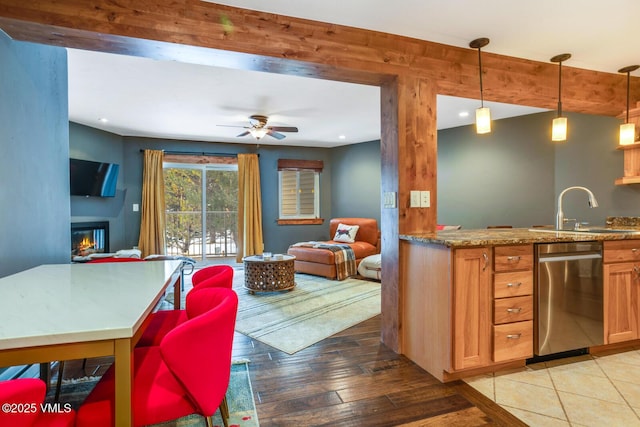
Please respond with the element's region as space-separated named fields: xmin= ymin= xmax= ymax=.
xmin=420 ymin=191 xmax=431 ymax=208
xmin=410 ymin=191 xmax=421 ymax=208
xmin=383 ymin=191 xmax=397 ymax=209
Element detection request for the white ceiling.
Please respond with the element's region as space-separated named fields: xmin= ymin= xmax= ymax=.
xmin=68 ymin=0 xmax=640 ymax=148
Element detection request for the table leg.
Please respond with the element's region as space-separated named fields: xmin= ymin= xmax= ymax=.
xmin=114 ymin=338 xmax=133 ymax=427
xmin=174 ymin=274 xmax=181 ymax=309
xmin=39 ymin=363 xmax=50 ymax=391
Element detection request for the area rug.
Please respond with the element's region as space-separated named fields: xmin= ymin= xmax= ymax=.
xmin=233 ymin=271 xmax=381 ymax=354
xmin=49 ymin=361 xmax=259 ymax=427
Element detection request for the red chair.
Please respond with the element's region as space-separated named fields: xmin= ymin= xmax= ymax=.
xmin=191 ymin=265 xmax=234 ymax=288
xmin=76 ymin=287 xmax=238 ymax=427
xmin=136 ymin=266 xmax=235 ymax=348
xmin=0 ymin=378 xmax=75 ymax=427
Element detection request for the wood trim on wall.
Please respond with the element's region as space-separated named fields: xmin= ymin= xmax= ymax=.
xmin=277 ymin=159 xmax=323 ymax=172
xmin=163 ymin=154 xmax=237 ymax=165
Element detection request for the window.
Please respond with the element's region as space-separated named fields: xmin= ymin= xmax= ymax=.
xmin=277 ymin=159 xmax=323 ymax=224
xmin=163 ymin=154 xmax=238 ymax=260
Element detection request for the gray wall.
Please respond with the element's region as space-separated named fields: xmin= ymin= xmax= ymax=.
xmin=0 ymin=32 xmax=70 ymax=277
xmin=437 ymin=111 xmax=640 ymax=229
xmin=70 ymin=126 xmax=384 ymax=255
xmin=555 ymin=112 xmax=640 ymax=227
xmin=438 ymin=112 xmax=555 ymax=228
xmin=69 ymin=122 xmax=127 ymax=250
xmin=330 ymin=140 xmax=381 ymax=224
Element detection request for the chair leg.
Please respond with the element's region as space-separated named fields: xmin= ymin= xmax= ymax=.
xmin=205 ymin=416 xmax=214 ymax=427
xmin=54 ymin=361 xmax=65 ymax=402
xmin=219 ymin=395 xmax=230 ymax=427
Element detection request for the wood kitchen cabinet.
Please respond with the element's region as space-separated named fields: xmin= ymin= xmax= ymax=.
xmin=492 ymin=245 xmax=534 ymax=362
xmin=401 ymin=240 xmax=532 ymax=382
xmin=603 ymin=240 xmax=640 ymax=344
xmin=452 ymin=247 xmax=492 ymax=370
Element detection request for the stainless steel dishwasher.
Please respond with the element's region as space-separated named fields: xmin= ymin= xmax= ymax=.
xmin=535 ymin=241 xmax=604 ymax=356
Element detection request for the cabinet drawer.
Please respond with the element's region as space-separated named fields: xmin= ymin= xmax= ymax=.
xmin=493 ymin=320 xmax=533 ymax=362
xmin=494 ymin=271 xmax=533 ymax=298
xmin=493 ymin=296 xmax=533 ymax=324
xmin=494 ymin=245 xmax=533 ymax=272
xmin=604 ymin=240 xmax=640 ymax=263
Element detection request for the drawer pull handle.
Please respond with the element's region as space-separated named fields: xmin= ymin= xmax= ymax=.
xmin=507 ymin=256 xmax=521 ymax=262
xmin=506 ymin=334 xmax=522 ymax=339
xmin=633 ymin=248 xmax=638 ymax=253
xmin=506 ymin=282 xmax=522 ymax=288
xmin=506 ymin=307 xmax=522 ymax=313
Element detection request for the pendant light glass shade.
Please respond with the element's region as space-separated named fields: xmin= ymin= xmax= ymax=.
xmin=618 ymin=65 xmax=640 ymax=145
xmin=552 ymin=117 xmax=568 ymax=142
xmin=550 ymin=53 xmax=571 ymax=142
xmin=475 ymin=107 xmax=491 ymax=134
xmin=469 ymin=38 xmax=491 ymax=135
xmin=620 ymin=123 xmax=636 ymax=145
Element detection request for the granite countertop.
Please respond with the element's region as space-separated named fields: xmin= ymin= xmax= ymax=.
xmin=400 ymin=227 xmax=640 ymax=248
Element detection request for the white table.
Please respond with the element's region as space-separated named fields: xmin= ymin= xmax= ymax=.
xmin=0 ymin=260 xmax=182 ymax=427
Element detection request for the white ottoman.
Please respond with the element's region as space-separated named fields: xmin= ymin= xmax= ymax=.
xmin=358 ymin=254 xmax=381 ymax=281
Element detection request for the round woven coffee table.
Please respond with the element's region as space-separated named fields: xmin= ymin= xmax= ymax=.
xmin=243 ymin=254 xmax=296 ymax=294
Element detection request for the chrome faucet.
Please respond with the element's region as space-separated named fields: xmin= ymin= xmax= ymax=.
xmin=555 ymin=186 xmax=599 ymax=230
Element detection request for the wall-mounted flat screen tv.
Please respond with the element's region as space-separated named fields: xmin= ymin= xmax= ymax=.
xmin=69 ymin=158 xmax=120 ymax=197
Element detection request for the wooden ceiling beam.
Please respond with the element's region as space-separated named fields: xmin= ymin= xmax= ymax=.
xmin=0 ymin=0 xmax=635 ymax=116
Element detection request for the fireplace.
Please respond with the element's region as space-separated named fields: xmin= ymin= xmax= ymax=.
xmin=71 ymin=221 xmax=110 ymax=258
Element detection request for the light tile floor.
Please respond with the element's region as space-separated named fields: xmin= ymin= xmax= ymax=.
xmin=464 ymin=349 xmax=640 ymax=426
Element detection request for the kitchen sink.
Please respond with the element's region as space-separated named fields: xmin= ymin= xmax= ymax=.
xmin=528 ymin=227 xmax=640 ymax=235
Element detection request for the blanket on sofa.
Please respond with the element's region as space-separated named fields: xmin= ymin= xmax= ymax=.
xmin=292 ymin=242 xmax=357 ymax=280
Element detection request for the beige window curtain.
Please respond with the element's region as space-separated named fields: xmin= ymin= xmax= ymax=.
xmin=137 ymin=149 xmax=166 ymax=258
xmin=236 ymin=153 xmax=264 ymax=262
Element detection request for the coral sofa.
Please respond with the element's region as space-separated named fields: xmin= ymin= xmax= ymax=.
xmin=287 ymin=218 xmax=380 ymax=280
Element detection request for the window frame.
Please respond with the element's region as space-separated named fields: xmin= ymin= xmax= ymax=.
xmin=277 ymin=159 xmax=324 ymax=225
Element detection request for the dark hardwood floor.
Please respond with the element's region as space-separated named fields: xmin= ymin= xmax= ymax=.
xmin=231 ymin=315 xmax=526 ymax=427
xmin=56 ymin=315 xmax=526 ymax=426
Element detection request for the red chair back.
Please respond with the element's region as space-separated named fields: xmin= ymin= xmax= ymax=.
xmin=160 ymin=287 xmax=238 ymax=417
xmin=0 ymin=378 xmax=75 ymax=427
xmin=0 ymin=378 xmax=43 ymax=427
xmin=191 ymin=265 xmax=234 ymax=288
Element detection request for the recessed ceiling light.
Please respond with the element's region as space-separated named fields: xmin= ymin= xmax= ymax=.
xmin=98 ymin=117 xmax=109 ymax=123
xmin=458 ymin=111 xmax=469 ymax=118
xmin=338 ymin=135 xmax=346 ymax=140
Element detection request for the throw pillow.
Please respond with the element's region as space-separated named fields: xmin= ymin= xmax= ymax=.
xmin=333 ymin=223 xmax=359 ymax=243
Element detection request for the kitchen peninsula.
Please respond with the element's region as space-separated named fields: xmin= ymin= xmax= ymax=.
xmin=400 ymin=226 xmax=640 ymax=382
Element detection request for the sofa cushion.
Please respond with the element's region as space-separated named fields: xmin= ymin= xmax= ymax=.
xmin=333 ymin=223 xmax=359 ymax=243
xmin=329 ymin=218 xmax=379 ymax=248
xmin=289 ymin=241 xmax=377 ymax=264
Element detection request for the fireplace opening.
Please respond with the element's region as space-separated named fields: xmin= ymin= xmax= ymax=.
xmin=71 ymin=221 xmax=109 ymax=259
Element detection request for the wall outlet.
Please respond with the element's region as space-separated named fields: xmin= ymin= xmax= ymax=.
xmin=133 ymin=203 xmax=139 ymax=212
xmin=410 ymin=191 xmax=421 ymax=208
xmin=420 ymin=191 xmax=431 ymax=208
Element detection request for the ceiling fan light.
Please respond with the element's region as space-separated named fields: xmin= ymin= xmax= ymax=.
xmin=620 ymin=123 xmax=636 ymax=145
xmin=249 ymin=128 xmax=267 ymax=139
xmin=552 ymin=116 xmax=568 ymax=142
xmin=475 ymin=107 xmax=491 ymax=134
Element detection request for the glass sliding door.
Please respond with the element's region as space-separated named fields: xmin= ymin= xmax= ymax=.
xmin=164 ymin=162 xmax=238 ymax=261
xmin=204 ymin=167 xmax=238 ymax=258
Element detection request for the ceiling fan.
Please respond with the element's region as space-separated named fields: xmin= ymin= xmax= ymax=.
xmin=219 ymin=114 xmax=299 ymax=140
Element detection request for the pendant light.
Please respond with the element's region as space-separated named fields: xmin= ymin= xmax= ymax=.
xmin=550 ymin=53 xmax=571 ymax=142
xmin=618 ymin=65 xmax=639 ymax=146
xmin=469 ymin=37 xmax=491 ymax=134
